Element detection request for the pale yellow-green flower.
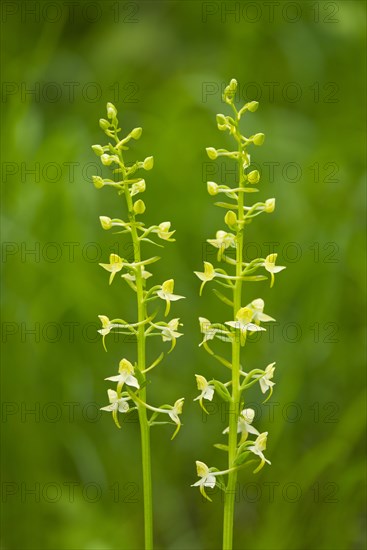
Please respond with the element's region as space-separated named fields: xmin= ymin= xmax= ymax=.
xmin=153 ymin=318 xmax=183 ymax=352
xmin=198 ymin=317 xmax=231 ymax=346
xmin=168 ymin=398 xmax=184 ymax=439
xmin=152 ymin=222 xmax=176 ymax=241
xmin=225 ymin=307 xmax=266 ymax=334
xmin=194 ymin=262 xmax=215 ymax=295
xmin=100 ymin=389 xmax=130 ymax=429
xmin=191 ymin=461 xmax=216 ymax=501
xmin=248 ymin=432 xmax=271 ymax=472
xmin=247 ymin=298 xmax=275 ymax=324
xmin=194 ymin=374 xmax=215 ymax=414
xmin=207 ymin=230 xmax=236 ymax=260
xmin=254 ymin=362 xmax=276 ymax=395
xmin=223 ymin=408 xmax=260 ymax=439
xmin=99 ymin=253 xmax=125 ymax=285
xmin=105 ymin=358 xmax=139 ymax=390
xmin=263 ymin=253 xmax=286 ymax=287
xmin=157 ymin=279 xmax=185 ymax=316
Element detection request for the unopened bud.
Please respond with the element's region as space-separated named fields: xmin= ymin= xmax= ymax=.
xmin=207 ymin=181 xmax=219 ymax=195
xmin=131 ymin=179 xmax=146 ymax=196
xmin=265 ymin=198 xmax=275 ymax=213
xmin=252 ymin=133 xmax=265 ymax=146
xmin=99 ymin=118 xmax=110 ymax=130
xmin=92 ymin=176 xmax=104 ymax=189
xmin=91 ymin=144 xmax=104 ymax=156
xmin=246 ymin=101 xmax=259 ymax=112
xmin=106 ymin=102 xmax=117 ymax=119
xmin=133 ymin=199 xmax=146 ymax=214
xmin=143 ymin=156 xmax=154 ymax=170
xmin=130 ymin=127 xmax=142 ymax=140
xmin=101 ymin=154 xmax=112 ymax=166
xmin=247 ymin=170 xmax=260 ymax=184
xmin=224 ymin=210 xmax=237 ymax=228
xmin=100 ymin=216 xmax=112 ymax=230
xmin=206 ymin=147 xmax=218 ymax=160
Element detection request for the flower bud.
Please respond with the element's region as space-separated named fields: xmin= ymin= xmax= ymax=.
xmin=224 ymin=210 xmax=237 ymax=228
xmin=265 ymin=198 xmax=275 ymax=213
xmin=100 ymin=216 xmax=112 ymax=230
xmin=101 ymin=154 xmax=112 ymax=166
xmin=246 ymin=101 xmax=259 ymax=112
xmin=99 ymin=118 xmax=110 ymax=130
xmin=207 ymin=181 xmax=219 ymax=195
xmin=106 ymin=102 xmax=117 ymax=119
xmin=133 ymin=199 xmax=146 ymax=214
xmin=143 ymin=156 xmax=154 ymax=170
xmin=252 ymin=133 xmax=265 ymax=146
xmin=91 ymin=144 xmax=104 ymax=156
xmin=131 ymin=179 xmax=146 ymax=196
xmin=247 ymin=170 xmax=260 ymax=184
xmin=206 ymin=147 xmax=218 ymax=160
xmin=223 ymin=79 xmax=238 ymax=104
xmin=228 ymin=78 xmax=237 ymax=91
xmin=216 ymin=114 xmax=228 ymax=131
xmin=130 ymin=127 xmax=142 ymax=140
xmin=92 ymin=176 xmax=104 ymax=189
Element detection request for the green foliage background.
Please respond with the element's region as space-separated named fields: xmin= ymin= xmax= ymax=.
xmin=1 ymin=1 xmax=366 ymax=549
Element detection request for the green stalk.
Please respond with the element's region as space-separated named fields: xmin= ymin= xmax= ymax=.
xmin=121 ymin=160 xmax=153 ymax=550
xmin=223 ymin=121 xmax=244 ymax=550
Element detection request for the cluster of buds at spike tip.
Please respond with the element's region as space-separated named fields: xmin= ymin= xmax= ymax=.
xmin=192 ymin=79 xmax=286 ymax=504
xmin=92 ymin=102 xmax=184 ymax=439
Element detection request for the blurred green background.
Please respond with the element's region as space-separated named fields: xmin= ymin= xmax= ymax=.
xmin=1 ymin=1 xmax=366 ymax=549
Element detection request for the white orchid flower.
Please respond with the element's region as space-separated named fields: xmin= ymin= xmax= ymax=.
xmin=207 ymin=230 xmax=236 ymax=260
xmin=223 ymin=408 xmax=260 ymax=438
xmin=254 ymin=362 xmax=276 ymax=395
xmin=248 ymin=432 xmax=271 ymax=472
xmin=262 ymin=253 xmax=285 ymax=287
xmin=191 ymin=461 xmax=216 ymax=501
xmin=105 ymin=358 xmax=140 ymax=390
xmin=157 ymin=279 xmax=185 ymax=316
xmin=246 ymin=298 xmax=275 ymax=324
xmin=194 ymin=375 xmax=215 ymax=413
xmin=194 ymin=262 xmax=216 ymax=295
xmin=99 ymin=253 xmax=125 ymax=284
xmin=225 ymin=307 xmax=266 ymax=338
xmin=168 ymin=398 xmax=185 ymax=439
xmin=152 ymin=222 xmax=176 ymax=241
xmin=100 ymin=389 xmax=130 ymax=428
xmin=198 ymin=317 xmax=231 ymax=346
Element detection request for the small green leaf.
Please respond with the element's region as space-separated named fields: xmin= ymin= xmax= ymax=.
xmin=212 ymin=380 xmax=232 ymax=402
xmin=214 ymin=443 xmax=229 ymax=452
xmin=233 ymin=451 xmax=251 ymax=467
xmin=212 ymin=288 xmax=233 ymax=307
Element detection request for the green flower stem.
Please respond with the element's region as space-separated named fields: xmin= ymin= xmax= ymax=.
xmin=121 ymin=161 xmax=153 ymax=550
xmin=223 ymin=118 xmax=244 ymax=550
